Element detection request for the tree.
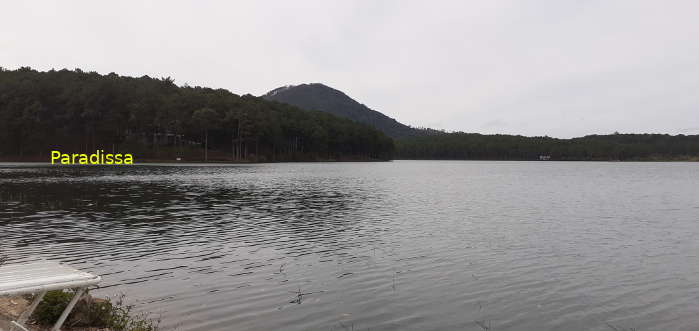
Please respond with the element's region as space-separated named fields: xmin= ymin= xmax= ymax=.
xmin=192 ymin=107 xmax=218 ymax=161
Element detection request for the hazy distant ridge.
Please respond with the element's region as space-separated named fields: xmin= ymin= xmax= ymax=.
xmin=263 ymin=83 xmax=428 ymax=139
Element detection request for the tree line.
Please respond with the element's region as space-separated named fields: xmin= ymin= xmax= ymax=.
xmin=0 ymin=67 xmax=394 ymax=162
xmin=396 ymin=132 xmax=699 ymax=161
xmin=3 ymin=67 xmax=697 ymax=163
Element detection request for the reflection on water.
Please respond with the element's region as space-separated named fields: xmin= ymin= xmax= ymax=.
xmin=1 ymin=161 xmax=699 ymax=330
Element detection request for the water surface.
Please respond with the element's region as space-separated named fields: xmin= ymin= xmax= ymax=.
xmin=1 ymin=161 xmax=699 ymax=330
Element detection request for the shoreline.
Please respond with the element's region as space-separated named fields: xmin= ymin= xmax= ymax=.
xmin=0 ymin=157 xmax=391 ymax=164
xmin=0 ymin=158 xmax=697 ymax=164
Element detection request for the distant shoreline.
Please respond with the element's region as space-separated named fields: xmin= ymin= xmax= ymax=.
xmin=395 ymin=157 xmax=699 ymax=162
xmin=0 ymin=158 xmax=697 ymax=164
xmin=0 ymin=156 xmax=390 ymax=164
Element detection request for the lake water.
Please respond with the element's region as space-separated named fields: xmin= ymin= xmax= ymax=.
xmin=1 ymin=161 xmax=699 ymax=330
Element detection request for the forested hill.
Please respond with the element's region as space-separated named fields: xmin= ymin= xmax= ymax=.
xmin=262 ymin=83 xmax=699 ymax=161
xmin=396 ymin=132 xmax=699 ymax=161
xmin=263 ymin=83 xmax=434 ymax=139
xmin=0 ymin=67 xmax=394 ymax=162
xmin=3 ymin=67 xmax=696 ymax=163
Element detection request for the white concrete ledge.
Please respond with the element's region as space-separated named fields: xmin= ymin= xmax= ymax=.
xmin=0 ymin=261 xmax=101 ymax=331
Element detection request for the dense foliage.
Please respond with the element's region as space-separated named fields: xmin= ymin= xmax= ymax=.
xmin=396 ymin=132 xmax=699 ymax=161
xmin=0 ymin=67 xmax=394 ymax=162
xmin=263 ymin=83 xmax=435 ymax=138
xmin=33 ymin=290 xmax=158 ymax=331
xmin=263 ymin=82 xmax=699 ymax=161
xmin=2 ymin=67 xmax=696 ymax=163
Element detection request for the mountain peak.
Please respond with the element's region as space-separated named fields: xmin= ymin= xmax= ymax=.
xmin=264 ymin=84 xmax=296 ymax=97
xmin=262 ymin=83 xmax=420 ymax=138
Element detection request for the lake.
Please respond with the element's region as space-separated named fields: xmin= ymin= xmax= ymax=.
xmin=1 ymin=161 xmax=699 ymax=330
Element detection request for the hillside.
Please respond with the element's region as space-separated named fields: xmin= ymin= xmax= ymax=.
xmin=263 ymin=83 xmax=428 ymax=139
xmin=0 ymin=67 xmax=394 ymax=162
xmin=263 ymin=83 xmax=699 ymax=161
xmin=4 ymin=68 xmax=697 ymax=163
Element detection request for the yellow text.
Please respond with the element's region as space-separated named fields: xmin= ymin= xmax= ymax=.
xmin=51 ymin=150 xmax=134 ymax=165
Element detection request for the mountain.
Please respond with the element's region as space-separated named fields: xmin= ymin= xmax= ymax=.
xmin=263 ymin=83 xmax=427 ymax=139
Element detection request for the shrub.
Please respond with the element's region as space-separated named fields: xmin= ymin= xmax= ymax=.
xmin=106 ymin=294 xmax=160 ymax=331
xmin=31 ymin=290 xmax=158 ymax=331
xmin=32 ymin=290 xmax=74 ymax=325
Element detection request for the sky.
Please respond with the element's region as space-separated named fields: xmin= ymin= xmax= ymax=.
xmin=2 ymin=1 xmax=698 ymax=138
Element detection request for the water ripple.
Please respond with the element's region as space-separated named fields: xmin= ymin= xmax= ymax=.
xmin=1 ymin=161 xmax=699 ymax=330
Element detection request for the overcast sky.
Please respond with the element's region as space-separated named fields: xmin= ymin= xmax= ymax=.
xmin=2 ymin=1 xmax=698 ymax=138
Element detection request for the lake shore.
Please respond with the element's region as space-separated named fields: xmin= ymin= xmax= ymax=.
xmin=1 ymin=156 xmax=698 ymax=163
xmin=0 ymin=155 xmax=391 ymax=164
xmin=0 ymin=296 xmax=106 ymax=331
xmin=0 ymin=293 xmax=156 ymax=331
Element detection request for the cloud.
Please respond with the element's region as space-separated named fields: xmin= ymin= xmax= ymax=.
xmin=1 ymin=0 xmax=698 ymax=138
